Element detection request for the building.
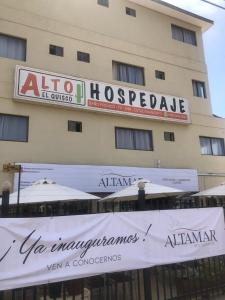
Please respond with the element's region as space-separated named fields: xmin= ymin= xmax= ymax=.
xmin=1 ymin=1 xmax=225 ymax=299
xmin=0 ymin=0 xmax=225 ymax=193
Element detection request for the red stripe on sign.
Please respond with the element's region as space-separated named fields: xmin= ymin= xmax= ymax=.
xmin=88 ymin=99 xmax=163 ymax=117
xmin=88 ymin=99 xmax=188 ymax=121
xmin=167 ymin=112 xmax=188 ymax=120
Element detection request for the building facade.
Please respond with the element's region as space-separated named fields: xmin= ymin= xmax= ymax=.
xmin=0 ymin=0 xmax=225 ymax=192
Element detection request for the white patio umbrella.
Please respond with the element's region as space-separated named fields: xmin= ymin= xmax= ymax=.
xmin=192 ymin=182 xmax=225 ymax=197
xmin=8 ymin=179 xmax=100 ymax=204
xmin=99 ymin=179 xmax=185 ymax=202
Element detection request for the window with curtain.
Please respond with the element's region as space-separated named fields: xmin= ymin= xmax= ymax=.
xmin=171 ymin=24 xmax=197 ymax=46
xmin=0 ymin=34 xmax=26 ymax=61
xmin=115 ymin=127 xmax=153 ymax=151
xmin=192 ymin=80 xmax=207 ymax=98
xmin=200 ymin=136 xmax=225 ymax=156
xmin=0 ymin=114 xmax=29 ymax=142
xmin=112 ymin=61 xmax=145 ymax=85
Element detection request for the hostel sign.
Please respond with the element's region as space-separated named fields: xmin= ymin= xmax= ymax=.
xmin=14 ymin=66 xmax=191 ymax=123
xmin=14 ymin=66 xmax=86 ymax=106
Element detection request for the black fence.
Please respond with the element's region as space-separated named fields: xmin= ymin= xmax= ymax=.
xmin=1 ymin=195 xmax=225 ymax=300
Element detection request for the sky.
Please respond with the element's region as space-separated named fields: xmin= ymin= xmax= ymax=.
xmin=164 ymin=0 xmax=225 ymax=118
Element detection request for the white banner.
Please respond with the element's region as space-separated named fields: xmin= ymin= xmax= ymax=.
xmin=14 ymin=66 xmax=191 ymax=123
xmin=0 ymin=208 xmax=224 ymax=290
xmin=13 ymin=163 xmax=199 ymax=192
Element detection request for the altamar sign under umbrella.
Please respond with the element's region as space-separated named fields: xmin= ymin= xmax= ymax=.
xmin=14 ymin=66 xmax=191 ymax=123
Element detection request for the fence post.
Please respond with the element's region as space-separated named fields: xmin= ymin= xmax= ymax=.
xmin=1 ymin=181 xmax=10 ymax=217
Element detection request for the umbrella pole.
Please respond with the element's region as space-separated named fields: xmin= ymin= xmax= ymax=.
xmin=137 ymin=183 xmax=152 ymax=300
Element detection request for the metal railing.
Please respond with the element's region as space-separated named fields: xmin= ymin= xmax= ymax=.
xmin=1 ymin=195 xmax=225 ymax=300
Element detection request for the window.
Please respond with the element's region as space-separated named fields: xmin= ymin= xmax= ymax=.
xmin=164 ymin=132 xmax=175 ymax=142
xmin=0 ymin=34 xmax=26 ymax=61
xmin=192 ymin=80 xmax=207 ymax=98
xmin=115 ymin=127 xmax=153 ymax=151
xmin=113 ymin=61 xmax=145 ymax=85
xmin=77 ymin=51 xmax=90 ymax=63
xmin=0 ymin=114 xmax=28 ymax=142
xmin=126 ymin=7 xmax=136 ymax=17
xmin=49 ymin=45 xmax=64 ymax=57
xmin=155 ymin=70 xmax=165 ymax=80
xmin=171 ymin=24 xmax=197 ymax=46
xmin=68 ymin=121 xmax=82 ymax=133
xmin=200 ymin=136 xmax=225 ymax=156
xmin=98 ymin=0 xmax=109 ymax=7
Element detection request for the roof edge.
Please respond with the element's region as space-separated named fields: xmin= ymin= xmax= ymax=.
xmin=154 ymin=0 xmax=214 ymax=25
xmin=129 ymin=0 xmax=214 ymax=31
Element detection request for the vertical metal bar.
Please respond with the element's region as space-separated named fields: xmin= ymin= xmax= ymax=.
xmin=63 ymin=281 xmax=66 ymax=300
xmin=201 ymin=258 xmax=208 ymax=297
xmin=16 ymin=165 xmax=22 ymax=217
xmin=208 ymin=257 xmax=212 ymax=298
xmin=178 ymin=263 xmax=184 ymax=299
xmin=22 ymin=288 xmax=25 ymax=300
xmin=1 ymin=189 xmax=10 ymax=217
xmin=218 ymin=256 xmax=223 ymax=292
xmin=115 ymin=276 xmax=118 ymax=300
xmin=197 ymin=259 xmax=203 ymax=298
xmin=185 ymin=261 xmax=192 ymax=299
xmin=33 ymin=286 xmax=37 ymax=300
xmin=173 ymin=264 xmax=180 ymax=300
xmin=129 ymin=271 xmax=133 ymax=300
xmin=72 ymin=280 xmax=75 ymax=300
xmin=213 ymin=256 xmax=219 ymax=296
xmin=123 ymin=273 xmax=126 ymax=300
xmin=81 ymin=278 xmax=84 ymax=300
xmin=137 ymin=270 xmax=141 ymax=300
xmin=104 ymin=274 xmax=107 ymax=300
xmin=43 ymin=285 xmax=47 ymax=300
xmin=12 ymin=290 xmax=15 ymax=300
xmin=167 ymin=265 xmax=173 ymax=299
xmin=193 ymin=260 xmax=198 ymax=300
xmin=0 ymin=291 xmax=3 ymax=300
xmin=155 ymin=267 xmax=160 ymax=300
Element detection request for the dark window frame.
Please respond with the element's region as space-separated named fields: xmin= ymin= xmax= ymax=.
xmin=164 ymin=132 xmax=175 ymax=142
xmin=0 ymin=33 xmax=27 ymax=61
xmin=68 ymin=120 xmax=82 ymax=133
xmin=171 ymin=24 xmax=197 ymax=46
xmin=155 ymin=70 xmax=165 ymax=80
xmin=126 ymin=7 xmax=136 ymax=17
xmin=77 ymin=51 xmax=90 ymax=63
xmin=115 ymin=127 xmax=153 ymax=151
xmin=49 ymin=44 xmax=64 ymax=57
xmin=112 ymin=61 xmax=145 ymax=86
xmin=199 ymin=136 xmax=225 ymax=156
xmin=0 ymin=113 xmax=29 ymax=142
xmin=192 ymin=80 xmax=207 ymax=98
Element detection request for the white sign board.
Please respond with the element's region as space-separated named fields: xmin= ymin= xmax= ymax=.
xmin=14 ymin=66 xmax=191 ymax=123
xmin=0 ymin=208 xmax=224 ymax=290
xmin=14 ymin=164 xmax=198 ymax=192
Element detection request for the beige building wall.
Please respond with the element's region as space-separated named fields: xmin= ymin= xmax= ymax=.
xmin=0 ymin=0 xmax=225 ymax=191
